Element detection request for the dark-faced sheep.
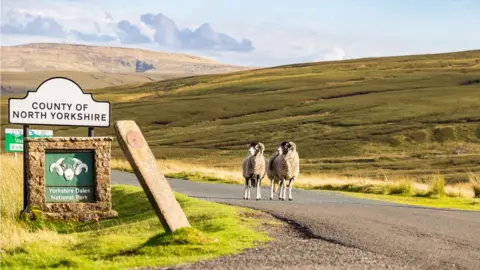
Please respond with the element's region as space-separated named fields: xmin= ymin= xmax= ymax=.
xmin=267 ymin=141 xmax=300 ymax=201
xmin=242 ymin=142 xmax=267 ymax=200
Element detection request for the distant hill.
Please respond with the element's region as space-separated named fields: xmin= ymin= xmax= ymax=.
xmin=0 ymin=70 xmax=178 ymax=95
xmin=0 ymin=43 xmax=252 ymax=93
xmin=0 ymin=43 xmax=249 ymax=73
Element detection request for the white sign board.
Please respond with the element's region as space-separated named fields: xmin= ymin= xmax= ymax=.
xmin=8 ymin=77 xmax=110 ymax=127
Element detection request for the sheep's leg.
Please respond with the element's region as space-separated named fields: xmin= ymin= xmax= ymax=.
xmin=288 ymin=178 xmax=294 ymax=201
xmin=243 ymin=178 xmax=249 ymax=200
xmin=277 ymin=180 xmax=282 ymax=200
xmin=270 ymin=179 xmax=274 ymax=200
xmin=256 ymin=175 xmax=262 ymax=200
xmin=279 ymin=179 xmax=285 ymax=200
xmin=247 ymin=178 xmax=251 ymax=200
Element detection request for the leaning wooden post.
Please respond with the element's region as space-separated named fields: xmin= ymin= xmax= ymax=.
xmin=114 ymin=120 xmax=190 ymax=232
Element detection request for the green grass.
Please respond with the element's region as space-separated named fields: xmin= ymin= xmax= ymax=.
xmin=340 ymin=192 xmax=480 ymax=211
xmin=167 ymin=172 xmax=239 ymax=185
xmin=2 ymin=50 xmax=480 ymax=183
xmin=1 ymin=185 xmax=270 ymax=270
xmin=428 ymin=174 xmax=447 ymax=197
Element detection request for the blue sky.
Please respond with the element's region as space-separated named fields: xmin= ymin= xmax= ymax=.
xmin=1 ymin=0 xmax=479 ymax=67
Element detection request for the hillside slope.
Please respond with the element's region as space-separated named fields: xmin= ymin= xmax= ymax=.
xmin=0 ymin=71 xmax=177 ymax=95
xmin=2 ymin=50 xmax=480 ymax=182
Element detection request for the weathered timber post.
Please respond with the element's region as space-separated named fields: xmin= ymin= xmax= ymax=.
xmin=114 ymin=120 xmax=191 ymax=232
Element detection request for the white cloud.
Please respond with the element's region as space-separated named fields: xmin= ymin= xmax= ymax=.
xmin=0 ymin=1 xmax=353 ymax=66
xmin=5 ymin=0 xmax=470 ymax=67
xmin=322 ymin=46 xmax=346 ymax=61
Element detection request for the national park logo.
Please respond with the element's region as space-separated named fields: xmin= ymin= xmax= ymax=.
xmin=49 ymin=158 xmax=89 ymax=181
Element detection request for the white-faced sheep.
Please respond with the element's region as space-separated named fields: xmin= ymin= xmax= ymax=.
xmin=267 ymin=141 xmax=300 ymax=201
xmin=242 ymin=142 xmax=267 ymax=200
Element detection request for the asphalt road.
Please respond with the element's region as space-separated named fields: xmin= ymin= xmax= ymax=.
xmin=112 ymin=171 xmax=480 ymax=269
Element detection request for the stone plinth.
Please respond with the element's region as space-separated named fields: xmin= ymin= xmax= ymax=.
xmin=24 ymin=137 xmax=118 ymax=222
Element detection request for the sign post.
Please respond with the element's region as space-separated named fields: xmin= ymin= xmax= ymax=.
xmin=8 ymin=77 xmax=116 ymax=221
xmin=23 ymin=125 xmax=29 ymax=210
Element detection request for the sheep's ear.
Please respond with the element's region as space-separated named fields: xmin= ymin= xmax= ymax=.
xmin=289 ymin=142 xmax=297 ymax=150
xmin=258 ymin=143 xmax=265 ymax=151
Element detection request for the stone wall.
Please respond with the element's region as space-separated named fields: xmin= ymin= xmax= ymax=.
xmin=25 ymin=137 xmax=118 ymax=222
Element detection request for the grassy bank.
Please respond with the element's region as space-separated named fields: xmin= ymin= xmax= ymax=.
xmin=2 ymin=50 xmax=480 ymax=183
xmin=110 ymin=157 xmax=480 ymax=211
xmin=0 ymin=155 xmax=270 ymax=269
xmin=341 ymin=192 xmax=480 ymax=211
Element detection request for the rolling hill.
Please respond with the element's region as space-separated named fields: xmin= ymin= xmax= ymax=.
xmin=0 ymin=70 xmax=177 ymax=95
xmin=0 ymin=43 xmax=251 ymax=93
xmin=2 ymin=50 xmax=480 ymax=183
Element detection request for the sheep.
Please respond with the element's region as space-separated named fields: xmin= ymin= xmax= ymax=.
xmin=266 ymin=147 xmax=281 ymax=196
xmin=267 ymin=141 xmax=300 ymax=201
xmin=242 ymin=142 xmax=267 ymax=200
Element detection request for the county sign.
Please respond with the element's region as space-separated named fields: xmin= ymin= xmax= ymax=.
xmin=5 ymin=128 xmax=53 ymax=152
xmin=9 ymin=77 xmax=117 ymax=222
xmin=8 ymin=77 xmax=111 ymax=127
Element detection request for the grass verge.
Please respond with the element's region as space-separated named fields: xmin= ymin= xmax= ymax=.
xmin=110 ymin=158 xmax=480 ymax=211
xmin=1 ymin=156 xmax=270 ymax=269
xmin=339 ymin=192 xmax=480 ymax=212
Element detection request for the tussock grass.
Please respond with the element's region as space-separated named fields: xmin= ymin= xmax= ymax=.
xmin=111 ymin=157 xmax=477 ymax=200
xmin=112 ymin=158 xmax=243 ymax=184
xmin=1 ymin=154 xmax=23 ymax=220
xmin=111 ymin=156 xmax=480 ymax=210
xmin=386 ymin=179 xmax=414 ymax=195
xmin=1 ymin=154 xmax=73 ymax=250
xmin=428 ymin=174 xmax=447 ymax=197
xmin=0 ymin=154 xmax=269 ymax=269
xmin=467 ymin=173 xmax=480 ymax=198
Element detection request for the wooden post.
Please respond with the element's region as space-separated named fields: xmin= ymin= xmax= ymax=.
xmin=114 ymin=120 xmax=190 ymax=232
xmin=23 ymin=125 xmax=30 ymax=211
xmin=88 ymin=127 xmax=94 ymax=137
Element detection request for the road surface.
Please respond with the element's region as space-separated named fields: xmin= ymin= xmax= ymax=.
xmin=112 ymin=171 xmax=480 ymax=269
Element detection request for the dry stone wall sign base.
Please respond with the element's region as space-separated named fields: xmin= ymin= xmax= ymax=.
xmin=25 ymin=137 xmax=118 ymax=222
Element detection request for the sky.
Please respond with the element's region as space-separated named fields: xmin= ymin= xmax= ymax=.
xmin=1 ymin=0 xmax=479 ymax=67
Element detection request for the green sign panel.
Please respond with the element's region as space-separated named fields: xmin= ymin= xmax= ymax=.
xmin=5 ymin=128 xmax=53 ymax=152
xmin=45 ymin=152 xmax=95 ymax=203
